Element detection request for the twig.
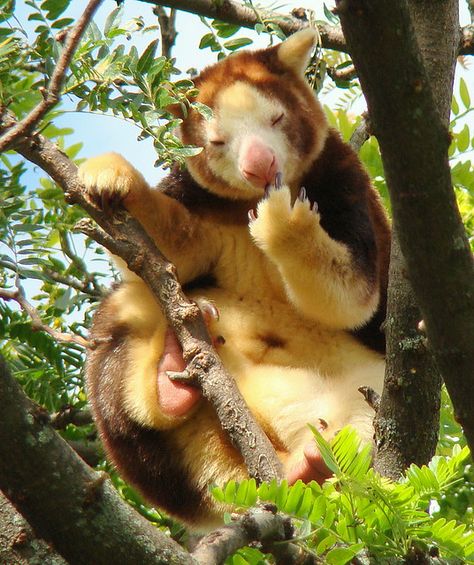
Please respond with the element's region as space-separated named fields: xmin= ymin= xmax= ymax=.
xmin=154 ymin=6 xmax=178 ymax=58
xmin=0 ymin=0 xmax=103 ymax=153
xmin=349 ymin=113 xmax=370 ymax=153
xmin=192 ymin=506 xmax=315 ymax=565
xmin=50 ymin=406 xmax=94 ymax=429
xmin=328 ymin=63 xmax=357 ymax=82
xmin=358 ymin=386 xmax=381 ymax=413
xmin=43 ymin=269 xmax=103 ymax=298
xmin=0 ymin=287 xmax=91 ymax=348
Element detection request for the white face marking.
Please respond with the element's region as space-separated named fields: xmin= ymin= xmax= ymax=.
xmin=204 ymin=82 xmax=298 ymax=198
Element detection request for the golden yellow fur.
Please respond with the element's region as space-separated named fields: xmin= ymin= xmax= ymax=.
xmin=80 ymin=151 xmax=383 ymax=448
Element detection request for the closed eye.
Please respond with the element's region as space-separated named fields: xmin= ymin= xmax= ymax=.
xmin=209 ymin=139 xmax=225 ymax=146
xmin=271 ymin=113 xmax=284 ymax=126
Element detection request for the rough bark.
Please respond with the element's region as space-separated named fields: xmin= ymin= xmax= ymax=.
xmin=0 ymin=356 xmax=194 ymax=565
xmin=0 ymin=491 xmax=68 ymax=565
xmin=374 ymin=234 xmax=441 ymax=478
xmin=336 ymin=1 xmax=474 ymax=456
xmin=372 ymin=0 xmax=458 ymax=478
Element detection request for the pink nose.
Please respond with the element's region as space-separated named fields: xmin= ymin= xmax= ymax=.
xmin=239 ymin=136 xmax=279 ymax=187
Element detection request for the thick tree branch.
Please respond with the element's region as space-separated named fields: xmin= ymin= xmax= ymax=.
xmin=0 ymin=491 xmax=68 ymax=565
xmin=0 ymin=110 xmax=283 ymax=484
xmin=371 ymin=0 xmax=459 ymax=478
xmin=336 ymin=1 xmax=474 ymax=454
xmin=0 ymin=0 xmax=103 ymax=153
xmin=0 ymin=355 xmax=195 ymax=565
xmin=142 ymin=0 xmax=348 ymax=52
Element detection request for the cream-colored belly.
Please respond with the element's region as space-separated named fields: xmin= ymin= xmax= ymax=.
xmin=190 ymin=287 xmax=384 ymax=450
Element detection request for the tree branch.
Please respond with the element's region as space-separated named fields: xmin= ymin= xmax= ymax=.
xmin=0 ymin=0 xmax=103 ymax=153
xmin=192 ymin=506 xmax=315 ymax=565
xmin=336 ymin=0 xmax=474 ymax=455
xmin=0 ymin=491 xmax=69 ymax=565
xmin=50 ymin=406 xmax=93 ymax=429
xmin=142 ymin=0 xmax=348 ymax=52
xmin=0 ymin=286 xmax=91 ymax=349
xmin=139 ymin=0 xmax=474 ymax=56
xmin=0 ymin=355 xmax=195 ymax=565
xmin=0 ymin=110 xmax=283 ymax=484
xmin=154 ymin=6 xmax=178 ymax=58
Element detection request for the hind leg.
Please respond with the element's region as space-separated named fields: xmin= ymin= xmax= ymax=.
xmin=156 ymin=299 xmax=223 ymax=418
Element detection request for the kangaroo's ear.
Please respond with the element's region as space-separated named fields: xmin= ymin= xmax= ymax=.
xmin=277 ymin=28 xmax=318 ymax=76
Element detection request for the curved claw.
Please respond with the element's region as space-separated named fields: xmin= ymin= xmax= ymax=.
xmin=248 ymin=209 xmax=257 ymax=222
xmin=199 ymin=300 xmax=219 ymax=322
xmin=274 ymin=171 xmax=283 ymax=189
xmin=298 ymin=186 xmax=307 ymax=202
xmin=311 ymin=201 xmax=319 ymax=214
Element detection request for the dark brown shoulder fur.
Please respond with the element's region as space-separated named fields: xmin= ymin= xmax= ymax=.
xmin=301 ymin=128 xmax=391 ymax=352
xmin=158 ymin=166 xmax=258 ymax=225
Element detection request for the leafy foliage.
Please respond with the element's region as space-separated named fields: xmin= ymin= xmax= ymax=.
xmin=212 ymin=428 xmax=473 ymax=564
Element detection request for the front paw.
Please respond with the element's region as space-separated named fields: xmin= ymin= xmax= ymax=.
xmin=249 ymin=185 xmax=320 ymax=253
xmin=78 ymin=152 xmax=146 ymax=209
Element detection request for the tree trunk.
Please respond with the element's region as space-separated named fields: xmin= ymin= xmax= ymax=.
xmin=373 ymin=0 xmax=459 ymax=477
xmin=337 ymin=0 xmax=474 ymax=457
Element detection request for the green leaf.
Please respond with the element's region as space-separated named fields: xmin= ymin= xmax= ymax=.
xmin=212 ymin=20 xmax=240 ymax=38
xmin=199 ymin=32 xmax=218 ymax=50
xmin=169 ymin=146 xmax=203 ymax=158
xmin=308 ymin=494 xmax=326 ymax=523
xmin=274 ymin=480 xmax=289 ymax=509
xmin=104 ymin=6 xmax=123 ymax=37
xmin=316 ymin=532 xmax=336 ymax=554
xmin=283 ymin=480 xmax=304 ymax=514
xmin=223 ymin=37 xmax=253 ymax=51
xmin=137 ymin=39 xmax=159 ymax=74
xmin=457 ymin=124 xmax=470 ymax=152
xmin=459 ymin=78 xmax=471 ymax=110
xmin=51 ymin=17 xmax=74 ymax=29
xmin=309 ymin=425 xmax=340 ymax=475
xmin=192 ymin=101 xmax=213 ymax=121
xmin=326 ymin=546 xmax=360 ymax=565
xmin=451 ymin=95 xmax=459 ymax=116
xmin=41 ymin=0 xmax=70 ymax=20
xmin=224 ymin=479 xmax=237 ymax=502
xmin=210 ymin=485 xmax=225 ymax=503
